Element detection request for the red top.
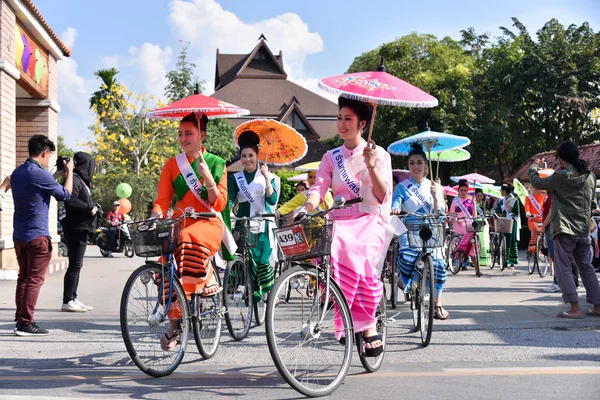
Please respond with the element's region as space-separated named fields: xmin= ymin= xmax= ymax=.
xmin=106 ymin=210 xmax=124 ymax=226
xmin=542 ymin=192 xmax=552 ymax=221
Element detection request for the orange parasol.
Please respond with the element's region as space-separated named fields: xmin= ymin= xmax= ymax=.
xmin=234 ymin=119 xmax=308 ymax=166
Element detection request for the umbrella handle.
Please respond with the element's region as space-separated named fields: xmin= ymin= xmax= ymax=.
xmin=366 ymin=104 xmax=378 ymax=142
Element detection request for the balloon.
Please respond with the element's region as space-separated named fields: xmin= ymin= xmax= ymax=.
xmin=118 ymin=198 xmax=132 ymax=214
xmin=116 ymin=183 xmax=133 ymax=199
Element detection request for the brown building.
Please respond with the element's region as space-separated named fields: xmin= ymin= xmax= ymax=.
xmin=211 ymin=35 xmax=339 ymax=171
xmin=0 ymin=0 xmax=70 ymax=279
xmin=508 ymin=143 xmax=600 ymax=183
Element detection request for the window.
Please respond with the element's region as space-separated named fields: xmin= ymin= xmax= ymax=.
xmin=285 ymin=111 xmax=309 ymax=134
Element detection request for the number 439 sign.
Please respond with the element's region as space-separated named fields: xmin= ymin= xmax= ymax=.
xmin=276 ymin=225 xmax=310 ymax=256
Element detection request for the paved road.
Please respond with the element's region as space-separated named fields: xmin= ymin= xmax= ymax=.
xmin=0 ymin=247 xmax=599 ymax=399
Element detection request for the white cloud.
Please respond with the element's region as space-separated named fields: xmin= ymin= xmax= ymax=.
xmin=61 ymin=27 xmax=77 ymax=50
xmin=168 ymin=0 xmax=324 ymax=90
xmin=101 ymin=43 xmax=173 ymax=99
xmin=56 ymin=27 xmax=96 ymax=150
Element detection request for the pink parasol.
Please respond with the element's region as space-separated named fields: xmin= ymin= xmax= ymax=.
xmin=318 ymin=58 xmax=438 ymax=141
xmin=444 ymin=186 xmax=459 ymax=196
xmin=392 ymin=169 xmax=411 ymax=183
xmin=451 ymin=173 xmax=495 ymax=184
xmin=147 ymin=87 xmax=249 ymax=120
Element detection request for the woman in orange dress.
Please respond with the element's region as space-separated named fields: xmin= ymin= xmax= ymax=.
xmin=152 ymin=113 xmax=232 ymax=350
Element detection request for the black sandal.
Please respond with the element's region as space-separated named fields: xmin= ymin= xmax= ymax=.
xmin=363 ymin=334 xmax=383 ymax=357
xmin=434 ymin=306 xmax=449 ymax=320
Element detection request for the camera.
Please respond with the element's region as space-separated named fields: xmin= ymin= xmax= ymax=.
xmin=56 ymin=156 xmax=76 ymax=171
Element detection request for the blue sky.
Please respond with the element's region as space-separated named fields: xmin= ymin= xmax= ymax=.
xmin=32 ymin=0 xmax=600 ymax=149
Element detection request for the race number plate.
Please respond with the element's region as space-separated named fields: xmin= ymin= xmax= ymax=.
xmin=276 ymin=225 xmax=310 ymax=256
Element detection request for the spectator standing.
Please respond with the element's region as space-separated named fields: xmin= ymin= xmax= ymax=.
xmin=60 ymin=152 xmax=97 ymax=312
xmin=529 ymin=141 xmax=600 ymax=318
xmin=11 ymin=135 xmax=73 ymax=335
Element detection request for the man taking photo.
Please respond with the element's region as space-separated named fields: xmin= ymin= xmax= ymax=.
xmin=11 ymin=135 xmax=73 ymax=336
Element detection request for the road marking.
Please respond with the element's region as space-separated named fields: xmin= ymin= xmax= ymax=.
xmin=0 ymin=366 xmax=599 ymax=381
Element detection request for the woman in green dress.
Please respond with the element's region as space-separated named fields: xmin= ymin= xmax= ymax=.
xmin=475 ymin=189 xmax=490 ymax=267
xmin=228 ymin=131 xmax=278 ymax=302
xmin=495 ymin=183 xmax=520 ymax=268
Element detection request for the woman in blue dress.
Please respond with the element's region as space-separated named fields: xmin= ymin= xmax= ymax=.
xmin=391 ymin=143 xmax=450 ymax=320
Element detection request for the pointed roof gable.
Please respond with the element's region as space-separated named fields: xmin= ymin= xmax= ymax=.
xmin=237 ymin=37 xmax=287 ymax=78
xmin=214 ymin=36 xmax=286 ymax=91
xmin=278 ymin=100 xmax=320 ymax=141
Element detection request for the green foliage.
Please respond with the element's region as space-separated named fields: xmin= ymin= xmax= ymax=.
xmin=89 ymin=68 xmax=120 ymax=111
xmin=56 ymin=135 xmax=74 ymax=158
xmin=93 ymin=173 xmax=157 ymax=222
xmin=165 ymin=41 xmax=205 ymax=101
xmin=272 ymin=169 xmax=300 ymax=204
xmin=204 ymin=118 xmax=237 ymax=161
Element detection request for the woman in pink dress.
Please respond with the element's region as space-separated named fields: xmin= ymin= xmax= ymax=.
xmin=450 ymin=180 xmax=478 ymax=271
xmin=304 ymin=97 xmax=392 ymax=357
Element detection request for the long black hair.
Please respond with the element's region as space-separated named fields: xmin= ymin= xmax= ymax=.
xmin=556 ymin=140 xmax=589 ymax=174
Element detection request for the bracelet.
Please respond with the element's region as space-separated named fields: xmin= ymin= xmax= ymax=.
xmin=206 ymin=182 xmax=217 ymax=190
xmin=367 ymin=164 xmax=376 ymax=170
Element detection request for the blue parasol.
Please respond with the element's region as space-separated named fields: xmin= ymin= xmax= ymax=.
xmin=387 ymin=129 xmax=471 ymax=179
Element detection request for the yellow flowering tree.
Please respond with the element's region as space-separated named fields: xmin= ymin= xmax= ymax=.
xmin=90 ymin=83 xmax=180 ymax=177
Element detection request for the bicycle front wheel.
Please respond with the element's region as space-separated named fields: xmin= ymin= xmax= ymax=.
xmin=254 ymin=293 xmax=267 ymax=326
xmin=499 ymin=236 xmax=508 ymax=271
xmin=193 ymin=269 xmax=223 ymax=359
xmin=359 ymin=288 xmax=387 ymax=373
xmin=120 ymin=263 xmax=190 ymax=377
xmin=389 ymin=240 xmax=400 ymax=309
xmin=419 ymin=255 xmax=435 ymax=347
xmin=223 ymin=254 xmax=253 ymax=341
xmin=536 ymin=234 xmax=549 ymax=277
xmin=473 ymin=235 xmax=481 ymax=277
xmin=265 ymin=264 xmax=353 ymax=398
xmin=448 ymin=235 xmax=462 ymax=275
xmin=490 ymin=235 xmax=498 ymax=269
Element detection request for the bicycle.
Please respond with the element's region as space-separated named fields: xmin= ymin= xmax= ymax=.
xmin=381 ymin=235 xmax=400 ymax=309
xmin=447 ymin=215 xmax=484 ymax=277
xmin=120 ymin=210 xmax=225 ymax=377
xmin=400 ymin=211 xmax=445 ymax=347
xmin=223 ymin=214 xmax=274 ymax=341
xmin=534 ymin=229 xmax=549 ymax=277
xmin=490 ymin=213 xmax=510 ymax=271
xmin=265 ymin=197 xmax=387 ymax=397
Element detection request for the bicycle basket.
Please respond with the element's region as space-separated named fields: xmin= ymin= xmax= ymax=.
xmin=129 ymin=218 xmax=183 ymax=257
xmin=405 ymin=217 xmax=445 ymax=249
xmin=233 ymin=219 xmax=260 ymax=249
xmin=493 ymin=217 xmax=514 ymax=234
xmin=275 ymin=219 xmax=334 ymax=261
xmin=465 ymin=217 xmax=486 ymax=233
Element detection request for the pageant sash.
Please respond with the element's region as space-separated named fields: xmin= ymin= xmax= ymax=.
xmin=175 ymin=153 xmax=237 ymax=254
xmin=331 ymin=146 xmax=361 ymax=197
xmin=527 ymin=195 xmax=543 ymax=216
xmin=400 ymin=179 xmax=433 ymax=214
xmin=234 ymin=170 xmax=267 ymax=232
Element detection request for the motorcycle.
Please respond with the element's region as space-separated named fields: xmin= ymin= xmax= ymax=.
xmin=57 ymin=223 xmax=68 ymax=257
xmin=97 ymin=221 xmax=134 ymax=258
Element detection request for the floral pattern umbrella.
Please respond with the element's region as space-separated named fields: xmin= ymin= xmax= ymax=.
xmin=318 ymin=58 xmax=438 ymax=141
xmin=234 ymin=119 xmax=308 ymax=166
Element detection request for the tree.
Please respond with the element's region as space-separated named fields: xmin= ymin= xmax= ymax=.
xmin=89 ymin=84 xmax=179 ymax=177
xmin=346 ymin=33 xmax=477 ymax=172
xmin=89 ymin=68 xmax=120 ymax=110
xmin=56 ymin=135 xmax=74 ymax=157
xmin=203 ymin=118 xmax=237 ymax=161
xmin=164 ymin=41 xmax=205 ymax=101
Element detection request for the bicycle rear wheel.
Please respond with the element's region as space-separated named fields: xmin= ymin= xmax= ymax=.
xmin=359 ymin=288 xmax=387 ymax=372
xmin=389 ymin=240 xmax=400 ymax=309
xmin=536 ymin=234 xmax=549 ymax=277
xmin=265 ymin=264 xmax=353 ymax=398
xmin=419 ymin=255 xmax=435 ymax=347
xmin=490 ymin=235 xmax=498 ymax=269
xmin=473 ymin=235 xmax=481 ymax=277
xmin=254 ymin=293 xmax=267 ymax=326
xmin=193 ymin=269 xmax=223 ymax=359
xmin=223 ymin=254 xmax=253 ymax=341
xmin=499 ymin=236 xmax=508 ymax=271
xmin=120 ymin=263 xmax=190 ymax=377
xmin=448 ymin=235 xmax=462 ymax=275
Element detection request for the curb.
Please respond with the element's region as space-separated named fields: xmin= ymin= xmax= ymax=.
xmin=49 ymin=259 xmax=68 ymax=274
xmin=0 ymin=259 xmax=67 ymax=281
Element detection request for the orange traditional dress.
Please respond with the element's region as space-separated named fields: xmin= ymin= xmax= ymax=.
xmin=153 ymin=150 xmax=231 ymax=295
xmin=525 ymin=191 xmax=546 ymax=253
